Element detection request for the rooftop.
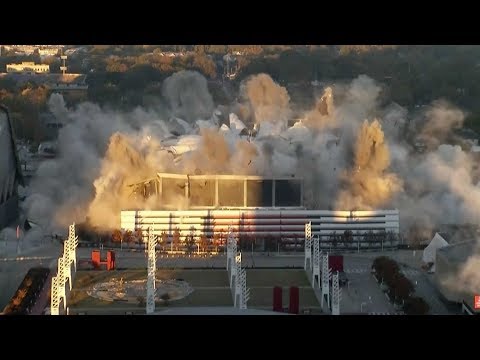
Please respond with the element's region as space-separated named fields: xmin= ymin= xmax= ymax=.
xmin=437 ymin=241 xmax=478 ymax=263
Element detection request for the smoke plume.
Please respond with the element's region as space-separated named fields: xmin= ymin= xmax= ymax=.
xmin=47 ymin=93 xmax=69 ymax=121
xmin=412 ymin=99 xmax=465 ymax=150
xmin=240 ymin=74 xmax=291 ymax=134
xmin=162 ymin=70 xmax=214 ymax=123
xmin=335 ymin=119 xmax=403 ymax=210
xmin=302 ymin=87 xmax=336 ymax=130
xmin=21 ymin=72 xmax=478 ymax=246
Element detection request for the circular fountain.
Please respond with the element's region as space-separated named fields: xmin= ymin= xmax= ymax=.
xmin=87 ymin=278 xmax=194 ymax=303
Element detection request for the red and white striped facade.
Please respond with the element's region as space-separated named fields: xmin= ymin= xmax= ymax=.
xmin=120 ymin=209 xmax=400 ymax=240
xmin=123 ymin=173 xmax=400 ymax=240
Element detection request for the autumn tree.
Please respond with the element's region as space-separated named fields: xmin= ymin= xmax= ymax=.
xmin=199 ymin=234 xmax=208 ymax=253
xmin=134 ymin=229 xmax=143 ymax=244
xmin=160 ymin=231 xmax=168 ymax=250
xmin=391 ymin=275 xmax=415 ymax=303
xmin=184 ymin=234 xmax=196 ymax=254
xmin=112 ymin=229 xmax=122 ymax=243
xmin=123 ymin=230 xmax=133 ymax=244
xmin=172 ymin=228 xmax=181 ymax=251
xmin=403 ymin=297 xmax=430 ymax=315
xmin=193 ymin=45 xmax=206 ymax=54
xmin=372 ymin=256 xmax=400 ymax=283
xmin=213 ymin=233 xmax=221 ymax=253
xmin=192 ymin=54 xmax=217 ymax=79
xmin=206 ymin=45 xmax=226 ymax=54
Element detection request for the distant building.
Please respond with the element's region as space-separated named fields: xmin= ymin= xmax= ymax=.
xmin=0 ymin=106 xmax=24 ymax=229
xmin=38 ymin=48 xmax=59 ymax=57
xmin=435 ymin=240 xmax=480 ymax=314
xmin=6 ymin=62 xmax=50 ymax=74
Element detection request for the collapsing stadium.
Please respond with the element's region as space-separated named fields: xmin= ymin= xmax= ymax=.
xmin=121 ymin=172 xmax=400 ymax=251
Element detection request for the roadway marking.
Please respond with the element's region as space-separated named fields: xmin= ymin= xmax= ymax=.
xmin=344 ymin=268 xmax=420 ymax=276
xmin=368 ymin=312 xmax=403 ymax=315
xmin=0 ymin=256 xmax=56 ymax=262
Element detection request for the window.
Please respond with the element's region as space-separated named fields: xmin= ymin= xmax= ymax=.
xmin=275 ymin=180 xmax=302 ymax=207
xmin=189 ymin=179 xmax=215 ymax=207
xmin=246 ymin=180 xmax=272 ymax=207
xmin=218 ymin=179 xmax=244 ymax=207
xmin=161 ymin=178 xmax=186 ymax=205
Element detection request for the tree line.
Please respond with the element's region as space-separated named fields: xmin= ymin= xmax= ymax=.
xmin=372 ymin=256 xmax=430 ymax=315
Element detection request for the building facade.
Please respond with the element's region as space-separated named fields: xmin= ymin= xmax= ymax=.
xmin=0 ymin=106 xmax=23 ymax=229
xmin=121 ymin=173 xmax=400 ymax=248
xmin=6 ymin=62 xmax=50 ymax=73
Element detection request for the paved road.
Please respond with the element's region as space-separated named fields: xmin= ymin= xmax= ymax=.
xmin=343 ymin=250 xmax=453 ymax=314
xmin=339 ymin=256 xmax=398 ymax=314
xmin=0 ymin=242 xmax=61 ymax=311
xmin=75 ymin=249 xmax=308 ymax=269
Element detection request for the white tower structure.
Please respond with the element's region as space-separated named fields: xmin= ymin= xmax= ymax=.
xmin=331 ymin=271 xmax=341 ymax=315
xmin=234 ymin=254 xmax=242 ymax=307
xmin=63 ymin=240 xmax=72 ymax=291
xmin=146 ymin=227 xmax=157 ymax=314
xmin=304 ymin=222 xmax=312 ymax=270
xmin=321 ymin=252 xmax=331 ymax=308
xmin=241 ymin=268 xmax=250 ymax=309
xmin=231 ymin=250 xmax=249 ymax=309
xmin=231 ymin=250 xmax=240 ymax=288
xmin=236 ymin=266 xmax=250 ymax=309
xmin=312 ymin=235 xmax=320 ymax=288
xmin=50 ymin=223 xmax=79 ymax=315
xmin=57 ymin=257 xmax=66 ymax=311
xmin=226 ymin=229 xmax=236 ymax=272
xmin=68 ymin=223 xmax=78 ymax=272
xmin=50 ymin=275 xmax=59 ymax=315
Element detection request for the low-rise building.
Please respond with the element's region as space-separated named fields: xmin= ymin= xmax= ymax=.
xmin=6 ymin=62 xmax=50 ymax=74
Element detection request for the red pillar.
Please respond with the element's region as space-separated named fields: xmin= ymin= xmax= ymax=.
xmin=91 ymin=250 xmax=100 ymax=269
xmin=289 ymin=286 xmax=299 ymax=314
xmin=107 ymin=251 xmax=116 ymax=270
xmin=273 ymin=286 xmax=283 ymax=312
